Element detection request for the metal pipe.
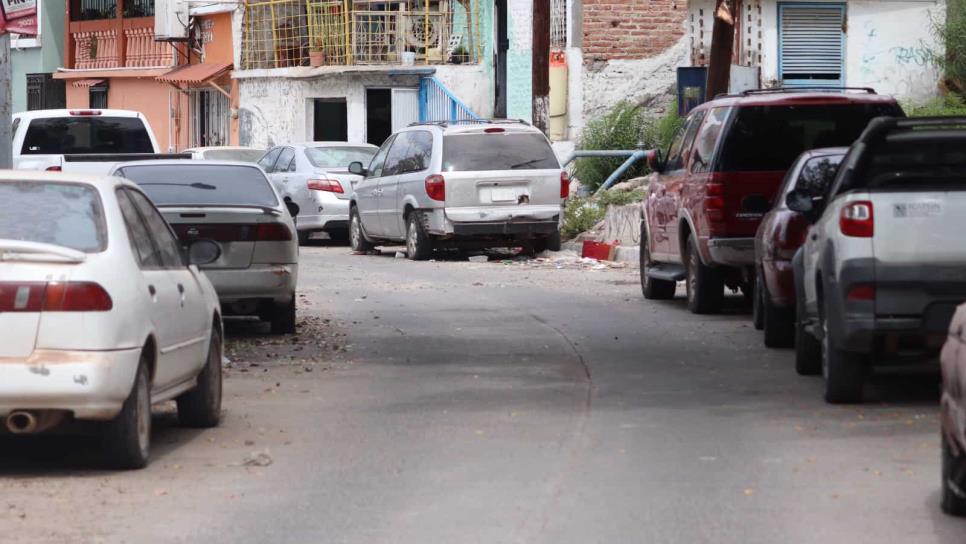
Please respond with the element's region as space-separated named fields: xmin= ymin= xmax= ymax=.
xmin=6 ymin=411 xmax=37 ymax=434
xmin=561 ymin=149 xmax=637 ymax=168
xmin=595 ymin=149 xmax=652 ymax=194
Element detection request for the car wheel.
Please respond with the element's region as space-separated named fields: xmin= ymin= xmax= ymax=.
xmin=349 ymin=208 xmax=374 ymax=252
xmin=942 ymin=432 xmax=966 ymax=516
xmin=762 ymin=276 xmax=795 ymax=348
xmin=297 ymin=230 xmax=311 ymax=246
xmin=545 ymin=230 xmax=562 ymax=252
xmin=328 ymin=230 xmax=350 ymax=244
xmin=103 ymin=355 xmax=151 ymax=470
xmin=820 ymin=296 xmax=866 ymax=404
xmin=176 ymin=325 xmax=223 ymax=428
xmin=271 ymin=296 xmax=297 ymax=335
xmin=685 ymin=234 xmax=723 ymax=314
xmin=795 ymin=305 xmax=822 ymax=376
xmin=640 ymin=223 xmax=675 ymax=300
xmin=405 ymin=212 xmax=433 ymax=261
xmin=752 ymin=270 xmax=765 ymax=331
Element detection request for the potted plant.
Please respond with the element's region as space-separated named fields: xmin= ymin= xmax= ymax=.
xmin=309 ymin=41 xmax=326 ymax=67
xmin=449 ymin=45 xmax=469 ymax=65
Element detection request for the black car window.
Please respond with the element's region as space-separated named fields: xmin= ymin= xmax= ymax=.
xmin=368 ymin=135 xmax=395 ymax=178
xmin=665 ymin=111 xmax=705 ymax=171
xmin=258 ymin=147 xmax=283 ymax=173
xmin=442 ymin=132 xmax=559 ymax=171
xmin=276 ymin=147 xmax=296 ymax=174
xmin=126 ymin=189 xmax=185 ymax=269
xmin=21 ymin=116 xmax=154 ymax=155
xmin=120 ymin=164 xmax=279 ymax=207
xmin=845 ymin=135 xmax=966 ymax=191
xmin=116 ymin=188 xmax=163 ymax=269
xmin=791 ymin=154 xmax=845 ymax=199
xmin=397 ymin=131 xmax=433 ymax=174
xmin=382 ymin=132 xmax=414 ymax=177
xmin=691 ymin=107 xmax=729 ymax=174
xmin=718 ymin=103 xmax=903 ymax=172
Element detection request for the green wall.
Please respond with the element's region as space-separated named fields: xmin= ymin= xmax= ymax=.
xmin=12 ymin=0 xmax=67 ymax=112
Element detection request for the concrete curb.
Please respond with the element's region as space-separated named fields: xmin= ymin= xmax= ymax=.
xmin=561 ymin=241 xmax=640 ymax=267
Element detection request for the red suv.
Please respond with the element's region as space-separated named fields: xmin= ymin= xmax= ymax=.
xmin=639 ymin=88 xmax=903 ymax=314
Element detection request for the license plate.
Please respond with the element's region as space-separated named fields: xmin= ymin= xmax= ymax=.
xmin=491 ymin=188 xmax=522 ymax=202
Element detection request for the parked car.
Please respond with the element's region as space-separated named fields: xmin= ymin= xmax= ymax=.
xmin=753 ymin=147 xmax=847 ymax=348
xmin=639 ymin=88 xmax=903 ymax=314
xmin=0 ymin=170 xmax=223 ymax=469
xmin=112 ymin=161 xmax=300 ymax=334
xmin=258 ymin=142 xmax=377 ymax=244
xmin=941 ymin=302 xmax=966 ymax=516
xmin=791 ymin=116 xmax=966 ymax=403
xmin=12 ymin=109 xmax=188 ymax=173
xmin=347 ymin=120 xmax=566 ymax=260
xmin=185 ymin=146 xmax=266 ymax=163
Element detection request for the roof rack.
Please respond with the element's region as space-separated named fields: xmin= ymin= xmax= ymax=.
xmin=741 ymin=86 xmax=877 ymax=96
xmin=408 ymin=118 xmax=531 ymax=128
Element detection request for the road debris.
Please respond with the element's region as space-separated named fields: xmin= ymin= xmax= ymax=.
xmin=242 ymin=450 xmax=274 ymax=467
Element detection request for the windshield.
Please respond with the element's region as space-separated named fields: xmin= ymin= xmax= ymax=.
xmin=305 ymin=146 xmax=377 ymax=169
xmin=718 ymin=103 xmax=902 ymax=172
xmin=200 ymin=149 xmax=266 ymax=163
xmin=443 ymin=133 xmax=560 ymax=172
xmin=118 ymin=164 xmax=279 ymax=207
xmin=22 ymin=116 xmax=154 ymax=155
xmin=0 ymin=181 xmax=106 ymax=252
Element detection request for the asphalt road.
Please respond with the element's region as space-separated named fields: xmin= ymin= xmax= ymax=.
xmin=2 ymin=245 xmax=964 ymax=543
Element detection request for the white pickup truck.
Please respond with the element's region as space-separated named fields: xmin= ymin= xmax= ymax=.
xmin=12 ymin=109 xmax=188 ymax=173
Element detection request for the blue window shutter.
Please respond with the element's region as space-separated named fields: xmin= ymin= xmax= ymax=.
xmin=779 ymin=4 xmax=846 ymax=86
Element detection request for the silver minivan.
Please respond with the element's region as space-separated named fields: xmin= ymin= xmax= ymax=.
xmin=348 ymin=120 xmax=566 ymax=260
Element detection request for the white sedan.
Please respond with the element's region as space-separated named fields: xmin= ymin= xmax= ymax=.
xmin=0 ymin=171 xmax=223 ymax=469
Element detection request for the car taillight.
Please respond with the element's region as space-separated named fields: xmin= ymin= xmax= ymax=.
xmin=307 ymin=178 xmax=343 ymax=193
xmin=776 ymin=213 xmax=810 ymax=260
xmin=45 ymin=166 xmax=62 ymax=172
xmin=69 ymin=110 xmax=102 ymax=116
xmin=256 ymin=223 xmax=293 ymax=241
xmin=425 ymin=174 xmax=445 ymax=201
xmin=484 ymin=127 xmax=505 ymax=133
xmin=847 ymin=284 xmax=875 ymax=302
xmin=44 ymin=282 xmax=113 ymax=312
xmin=704 ymin=181 xmax=725 ymax=221
xmin=560 ymin=171 xmax=570 ymax=199
xmin=840 ymin=201 xmax=874 ymax=238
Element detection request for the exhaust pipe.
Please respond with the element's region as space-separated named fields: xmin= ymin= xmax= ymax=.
xmin=6 ymin=411 xmax=38 ymax=434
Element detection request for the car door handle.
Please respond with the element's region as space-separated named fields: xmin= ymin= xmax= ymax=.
xmin=148 ymin=285 xmax=156 ymax=296
xmin=178 ymin=283 xmax=185 ymax=307
xmin=810 ymin=233 xmax=818 ymax=241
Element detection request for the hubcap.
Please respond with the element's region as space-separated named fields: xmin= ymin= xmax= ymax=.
xmin=407 ymin=219 xmax=417 ymax=256
xmin=350 ymin=216 xmax=360 ymax=248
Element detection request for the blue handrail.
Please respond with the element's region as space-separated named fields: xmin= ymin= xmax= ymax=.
xmin=418 ymin=76 xmax=481 ymax=122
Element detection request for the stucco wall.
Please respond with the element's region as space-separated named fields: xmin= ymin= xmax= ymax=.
xmin=507 ymin=0 xmax=533 ymax=121
xmin=434 ymin=65 xmax=494 ymax=117
xmin=11 ymin=0 xmax=66 ymax=112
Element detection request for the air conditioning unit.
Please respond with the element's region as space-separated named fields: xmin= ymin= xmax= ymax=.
xmin=155 ymin=0 xmax=190 ymax=41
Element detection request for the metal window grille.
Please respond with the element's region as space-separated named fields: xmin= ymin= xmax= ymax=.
xmin=72 ymin=0 xmax=117 ymax=21
xmin=191 ymin=88 xmax=231 ymax=147
xmin=26 ymin=74 xmax=45 ymax=111
xmin=779 ymin=4 xmax=845 ymax=85
xmin=550 ymin=0 xmax=566 ymax=51
xmin=89 ymin=83 xmax=109 ymax=109
xmin=124 ymin=0 xmax=155 ymax=18
xmin=26 ymin=74 xmax=66 ymax=110
xmin=241 ymin=0 xmax=480 ymax=69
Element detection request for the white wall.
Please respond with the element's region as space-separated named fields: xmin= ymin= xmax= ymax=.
xmin=433 ymin=64 xmax=494 ymax=117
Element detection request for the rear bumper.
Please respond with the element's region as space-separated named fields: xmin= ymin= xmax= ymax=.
xmin=297 ymin=197 xmax=350 ymax=232
xmin=706 ymin=237 xmax=755 ymax=267
xmin=451 ymin=221 xmax=558 ymax=236
xmin=762 ymin=258 xmax=795 ymax=307
xmin=0 ymin=348 xmax=141 ymax=420
xmin=203 ymin=264 xmax=297 ymax=303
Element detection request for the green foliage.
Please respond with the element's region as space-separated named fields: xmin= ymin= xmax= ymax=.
xmin=561 ymin=197 xmax=604 ymax=239
xmin=573 ymin=101 xmax=682 ymax=191
xmin=597 ymin=189 xmax=646 ymax=207
xmin=906 ymin=93 xmax=966 ymax=117
xmin=933 ymin=0 xmax=966 ymax=92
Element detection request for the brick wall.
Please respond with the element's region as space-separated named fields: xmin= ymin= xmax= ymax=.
xmin=582 ymin=0 xmax=686 ymax=61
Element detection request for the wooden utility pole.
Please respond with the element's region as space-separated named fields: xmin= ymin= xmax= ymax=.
xmin=705 ymin=0 xmax=735 ymax=100
xmin=0 ymin=34 xmax=11 ymax=169
xmin=532 ymin=0 xmax=550 ymax=132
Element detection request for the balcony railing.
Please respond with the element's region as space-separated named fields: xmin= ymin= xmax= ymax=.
xmin=66 ymin=0 xmax=171 ymax=69
xmin=241 ymin=0 xmax=481 ymax=70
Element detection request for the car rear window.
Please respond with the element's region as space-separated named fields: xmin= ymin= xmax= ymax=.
xmin=0 ymin=181 xmax=106 ymax=252
xmin=305 ymin=146 xmax=377 ymax=168
xmin=118 ymin=164 xmax=279 ymax=207
xmin=443 ymin=132 xmax=559 ymax=172
xmin=852 ymin=135 xmax=966 ymax=190
xmin=21 ymin=116 xmax=154 ymax=155
xmin=718 ymin=103 xmax=902 ymax=172
xmin=201 ymin=149 xmax=266 ymax=163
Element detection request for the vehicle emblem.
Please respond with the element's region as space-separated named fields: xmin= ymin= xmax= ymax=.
xmin=186 ymin=227 xmax=200 ymax=237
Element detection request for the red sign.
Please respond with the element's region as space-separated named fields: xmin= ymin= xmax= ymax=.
xmin=0 ymin=0 xmax=37 ymax=36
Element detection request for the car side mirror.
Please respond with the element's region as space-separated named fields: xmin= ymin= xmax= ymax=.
xmin=186 ymin=239 xmax=221 ymax=266
xmin=647 ymin=150 xmax=663 ymax=173
xmin=284 ymin=197 xmax=300 ymax=217
xmin=348 ymin=161 xmax=367 ymax=176
xmin=786 ymin=189 xmax=820 ymax=221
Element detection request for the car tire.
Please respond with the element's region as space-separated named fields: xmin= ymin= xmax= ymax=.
xmin=349 ymin=207 xmax=374 ymax=253
xmin=103 ymin=355 xmax=151 ymax=470
xmin=176 ymin=325 xmax=223 ymax=428
xmin=820 ymin=296 xmax=866 ymax=404
xmin=545 ymin=230 xmax=562 ymax=252
xmin=685 ymin=234 xmax=723 ymax=314
xmin=640 ymin=223 xmax=675 ymax=300
xmin=271 ymin=296 xmax=297 ymax=335
xmin=942 ymin=432 xmax=966 ymax=516
xmin=297 ymin=230 xmax=311 ymax=246
xmin=752 ymin=271 xmax=765 ymax=331
xmin=328 ymin=230 xmax=350 ymax=244
xmin=762 ymin=275 xmax=795 ymax=348
xmin=405 ymin=212 xmax=433 ymax=261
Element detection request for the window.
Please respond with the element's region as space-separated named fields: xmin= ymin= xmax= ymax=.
xmin=191 ymin=88 xmax=231 ymax=147
xmin=382 ymin=133 xmax=413 ymax=176
xmin=367 ymin=135 xmax=395 ymax=178
xmin=690 ymin=108 xmax=729 ymax=174
xmin=789 ymin=154 xmax=845 ymax=199
xmin=116 ymin=189 xmax=163 ymax=269
xmin=258 ymin=147 xmax=282 ymax=173
xmin=305 ymin=146 xmax=378 ymax=169
xmin=119 ymin=164 xmax=280 ymax=208
xmin=21 ymin=116 xmax=153 ymax=155
xmin=381 ymin=131 xmax=432 ymax=176
xmin=126 ymin=190 xmax=185 ymax=269
xmin=0 ymin=181 xmax=106 ymax=253
xmin=442 ymin=132 xmax=559 ymax=172
xmin=275 ymin=147 xmax=296 ymax=173
xmin=664 ymin=111 xmax=705 ymax=172
xmin=89 ymin=81 xmax=109 ymax=109
xmin=779 ymin=4 xmax=845 ymax=86
xmin=26 ymin=74 xmax=65 ymax=111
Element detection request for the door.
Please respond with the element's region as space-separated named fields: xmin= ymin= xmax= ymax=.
xmin=127 ymin=189 xmax=209 ymax=383
xmin=376 ymin=133 xmax=411 ymax=238
xmin=391 ymin=89 xmax=419 ymax=133
xmin=116 ymin=189 xmax=188 ymax=390
xmin=652 ymin=110 xmax=704 ymax=259
xmin=366 ymin=88 xmax=392 ymax=146
xmin=494 ymin=0 xmax=508 ymax=118
xmin=779 ymin=4 xmax=846 ymax=87
xmin=313 ymin=99 xmax=348 ymax=141
xmin=383 ymin=130 xmax=434 ymax=239
xmin=356 ymin=135 xmax=395 ymax=236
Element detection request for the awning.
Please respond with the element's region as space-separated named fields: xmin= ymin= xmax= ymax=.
xmin=70 ymin=79 xmax=105 ymax=88
xmin=157 ymin=62 xmax=232 ymax=85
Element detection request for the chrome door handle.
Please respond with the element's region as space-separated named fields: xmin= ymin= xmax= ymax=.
xmin=178 ymin=284 xmax=185 ymax=307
